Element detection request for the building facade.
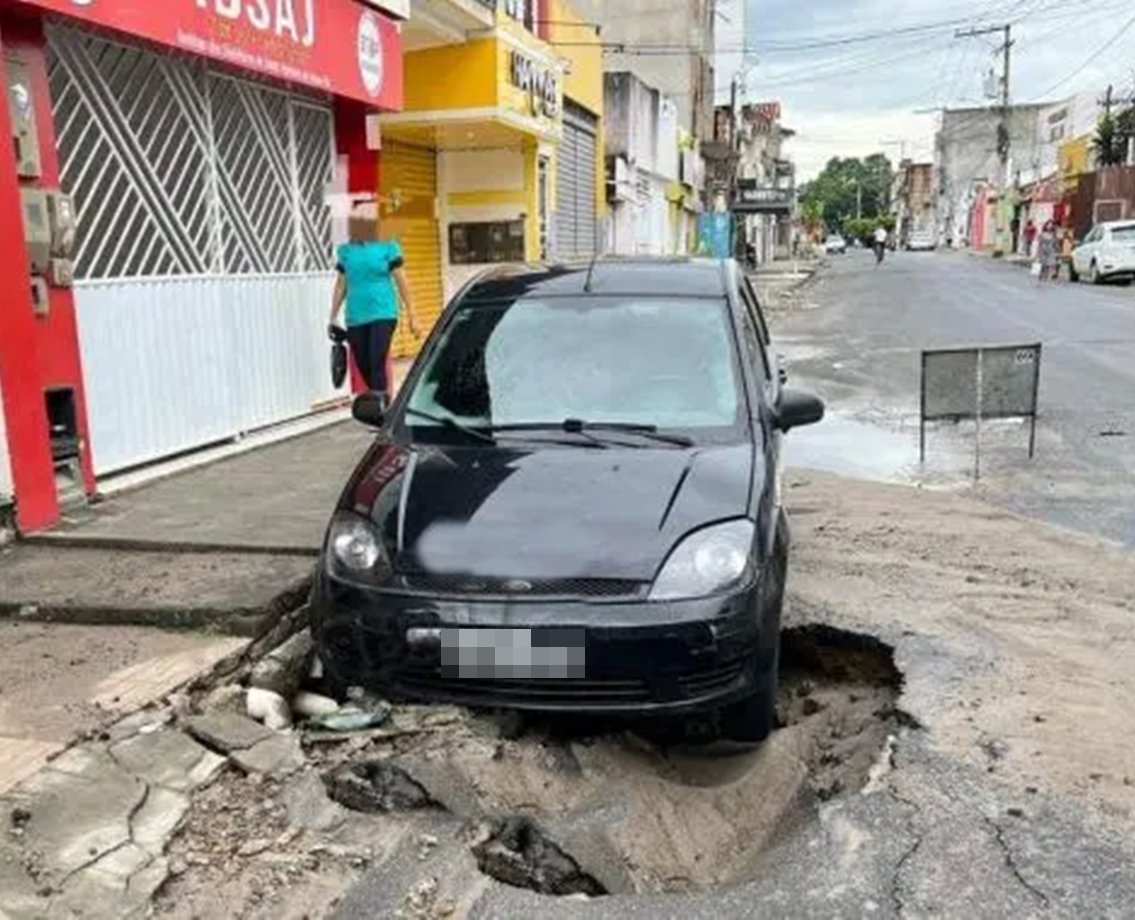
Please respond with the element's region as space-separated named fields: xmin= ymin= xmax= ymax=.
xmin=379 ymin=0 xmax=603 ymax=335
xmin=935 ymin=104 xmax=1047 ymax=248
xmin=603 ymin=71 xmax=686 ymax=255
xmin=0 ymin=0 xmax=406 ymax=532
xmin=568 ymin=0 xmax=716 ymax=203
xmin=733 ymin=102 xmax=795 ymax=264
xmin=892 ymin=161 xmax=935 ymax=246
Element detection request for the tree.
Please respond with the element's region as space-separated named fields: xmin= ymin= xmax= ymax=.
xmin=799 ymin=154 xmax=895 ymax=232
xmin=1095 ymin=107 xmax=1135 ymax=167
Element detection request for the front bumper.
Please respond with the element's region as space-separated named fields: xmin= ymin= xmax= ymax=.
xmin=310 ymin=571 xmax=770 ymax=714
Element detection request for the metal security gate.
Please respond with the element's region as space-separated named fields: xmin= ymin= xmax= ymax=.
xmin=554 ymin=101 xmax=598 ymax=261
xmin=48 ymin=24 xmax=341 ymax=474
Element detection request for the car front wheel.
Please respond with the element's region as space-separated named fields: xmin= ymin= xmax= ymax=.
xmin=718 ymin=647 xmax=778 ymax=743
xmin=1090 ymin=261 xmax=1102 ymax=284
xmin=1068 ymin=262 xmax=1080 ymax=283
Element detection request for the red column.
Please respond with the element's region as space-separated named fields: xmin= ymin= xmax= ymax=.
xmin=0 ymin=12 xmax=94 ymax=531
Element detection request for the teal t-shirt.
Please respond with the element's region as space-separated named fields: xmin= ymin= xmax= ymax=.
xmin=336 ymin=240 xmax=404 ymax=326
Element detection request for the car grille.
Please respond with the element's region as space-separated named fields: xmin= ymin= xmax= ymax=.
xmin=678 ymin=660 xmax=747 ymax=698
xmin=396 ymin=673 xmax=652 ymax=705
xmin=393 ymin=573 xmax=646 ymax=600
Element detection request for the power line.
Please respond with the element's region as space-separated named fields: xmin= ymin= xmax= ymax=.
xmin=1028 ymin=12 xmax=1135 ymax=101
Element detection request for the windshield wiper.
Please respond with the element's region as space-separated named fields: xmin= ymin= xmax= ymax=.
xmin=492 ymin=420 xmax=694 ymax=449
xmin=404 ymin=408 xmax=495 ymax=444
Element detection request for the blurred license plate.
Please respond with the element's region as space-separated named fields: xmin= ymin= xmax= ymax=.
xmin=440 ymin=628 xmax=585 ymax=679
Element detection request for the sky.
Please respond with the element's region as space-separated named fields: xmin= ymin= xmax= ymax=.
xmin=715 ymin=0 xmax=1135 ymax=180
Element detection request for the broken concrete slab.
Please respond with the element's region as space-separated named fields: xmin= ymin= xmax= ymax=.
xmin=0 ymin=544 xmax=313 ymax=635
xmin=5 ymin=752 xmax=146 ymax=883
xmin=283 ymin=771 xmax=348 ymax=833
xmin=185 ymin=713 xmax=273 ymax=754
xmin=230 ymin=733 xmax=306 ymax=778
xmin=250 ymin=629 xmax=313 ymax=698
xmin=109 ymin=728 xmax=225 ymax=793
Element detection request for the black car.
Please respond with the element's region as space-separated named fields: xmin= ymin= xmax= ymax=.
xmin=312 ymin=259 xmax=824 ymax=742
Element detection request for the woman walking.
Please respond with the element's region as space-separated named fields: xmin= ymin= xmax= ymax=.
xmin=1037 ymin=220 xmax=1060 ymax=282
xmin=329 ymin=201 xmax=420 ymax=404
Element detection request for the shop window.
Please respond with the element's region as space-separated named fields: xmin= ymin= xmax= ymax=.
xmin=449 ymin=221 xmax=526 ymax=264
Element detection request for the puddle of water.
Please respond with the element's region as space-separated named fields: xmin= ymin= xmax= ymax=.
xmin=786 ymin=414 xmax=925 ymax=482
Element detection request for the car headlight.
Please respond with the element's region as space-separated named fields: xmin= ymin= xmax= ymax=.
xmin=649 ymin=519 xmax=756 ymax=601
xmin=326 ymin=512 xmax=390 ymax=579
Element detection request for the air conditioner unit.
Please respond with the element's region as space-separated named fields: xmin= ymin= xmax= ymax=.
xmin=608 ymin=156 xmax=633 ymax=203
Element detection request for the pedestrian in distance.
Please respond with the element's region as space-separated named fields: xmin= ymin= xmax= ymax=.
xmin=1023 ymin=218 xmax=1038 ymax=258
xmin=873 ymin=225 xmax=888 ymax=265
xmin=329 ymin=200 xmax=420 ymax=407
xmin=1036 ymin=220 xmax=1060 ymax=283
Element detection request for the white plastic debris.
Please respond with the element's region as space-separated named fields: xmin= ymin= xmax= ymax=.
xmin=246 ymin=686 xmax=293 ymax=731
xmin=293 ymin=691 xmax=340 ymax=719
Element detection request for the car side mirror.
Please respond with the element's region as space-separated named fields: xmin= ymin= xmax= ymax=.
xmin=775 ymin=388 xmax=824 ymax=432
xmin=352 ymin=393 xmax=385 ymax=429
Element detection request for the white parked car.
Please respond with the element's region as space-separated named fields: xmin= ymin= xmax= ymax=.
xmin=824 ymin=234 xmax=847 ymax=255
xmin=906 ymin=230 xmax=936 ymax=251
xmin=1070 ymin=221 xmax=1135 ymax=284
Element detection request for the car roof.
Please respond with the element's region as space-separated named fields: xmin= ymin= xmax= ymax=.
xmin=458 ymin=257 xmax=732 ymax=302
xmin=1102 ymin=220 xmax=1135 ymax=230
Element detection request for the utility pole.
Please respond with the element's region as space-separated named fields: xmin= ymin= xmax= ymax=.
xmin=956 ymin=24 xmax=1013 ymax=253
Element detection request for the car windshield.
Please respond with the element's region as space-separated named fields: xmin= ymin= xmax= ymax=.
xmin=1111 ymin=226 xmax=1135 ymax=243
xmin=402 ymin=296 xmax=744 ymax=442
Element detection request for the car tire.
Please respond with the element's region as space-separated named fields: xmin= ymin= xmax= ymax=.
xmin=717 ymin=647 xmax=778 ymax=744
xmin=718 ymin=534 xmax=787 ymax=745
xmin=1090 ymin=261 xmax=1102 ymax=284
xmin=1068 ymin=263 xmax=1079 ymax=283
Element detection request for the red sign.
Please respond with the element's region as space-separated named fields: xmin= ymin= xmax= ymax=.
xmin=15 ymin=0 xmax=403 ymax=109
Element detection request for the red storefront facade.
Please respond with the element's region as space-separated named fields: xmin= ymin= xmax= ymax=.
xmin=0 ymin=0 xmax=404 ymax=533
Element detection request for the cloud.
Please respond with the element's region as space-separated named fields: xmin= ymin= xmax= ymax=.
xmin=735 ymin=0 xmax=1135 ymax=180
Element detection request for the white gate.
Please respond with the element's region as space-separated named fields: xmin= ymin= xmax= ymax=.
xmin=48 ymin=25 xmax=344 ymax=475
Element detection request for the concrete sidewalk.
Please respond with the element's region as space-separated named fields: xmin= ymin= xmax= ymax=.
xmin=36 ymin=420 xmax=372 ymax=554
xmin=2 ymin=419 xmax=373 ymax=634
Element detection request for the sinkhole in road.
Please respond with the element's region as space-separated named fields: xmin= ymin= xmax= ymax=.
xmin=322 ymin=623 xmax=911 ymax=899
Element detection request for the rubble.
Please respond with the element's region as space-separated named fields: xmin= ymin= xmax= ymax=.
xmin=246 ymin=686 xmax=293 ymax=730
xmin=249 ymin=630 xmax=313 ymax=700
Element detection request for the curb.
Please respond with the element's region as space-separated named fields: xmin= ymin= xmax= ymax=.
xmin=22 ymin=533 xmax=321 ymax=558
xmin=0 ymin=574 xmax=313 ymax=637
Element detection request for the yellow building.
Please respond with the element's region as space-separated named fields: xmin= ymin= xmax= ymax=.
xmin=1059 ymin=133 xmax=1094 ymax=191
xmin=378 ymin=0 xmax=604 ymax=358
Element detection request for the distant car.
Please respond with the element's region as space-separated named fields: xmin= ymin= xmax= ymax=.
xmin=1070 ymin=220 xmax=1135 ymax=284
xmin=312 ymin=258 xmax=825 ymax=743
xmin=824 ymin=234 xmax=847 ymax=255
xmin=906 ymin=230 xmax=937 ymax=251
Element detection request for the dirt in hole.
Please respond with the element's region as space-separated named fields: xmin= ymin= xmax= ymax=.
xmin=470 ymin=817 xmax=608 ymax=897
xmin=776 ymin=624 xmax=909 ymax=802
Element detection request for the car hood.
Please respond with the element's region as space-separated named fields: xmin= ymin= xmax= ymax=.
xmin=343 ymin=442 xmax=754 ymax=582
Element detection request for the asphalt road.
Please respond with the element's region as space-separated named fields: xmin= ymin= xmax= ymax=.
xmin=772 ymin=249 xmax=1135 ymax=546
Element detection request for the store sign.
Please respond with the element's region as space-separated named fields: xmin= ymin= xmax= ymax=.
xmin=15 ymin=0 xmax=403 ymax=108
xmin=510 ymin=51 xmax=558 ymax=118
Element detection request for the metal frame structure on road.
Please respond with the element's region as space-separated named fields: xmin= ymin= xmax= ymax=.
xmin=920 ymin=343 xmax=1042 ymax=480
